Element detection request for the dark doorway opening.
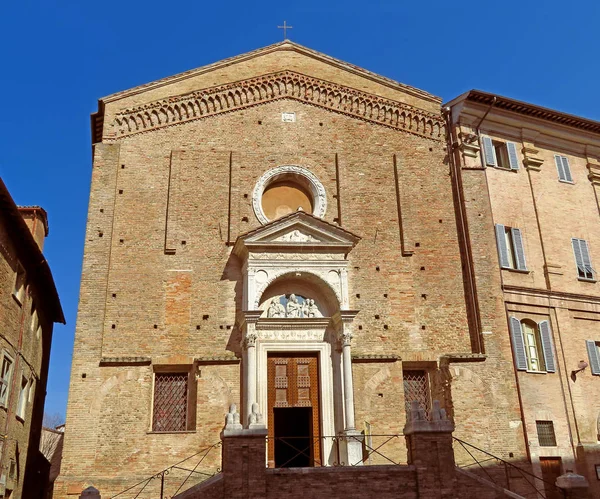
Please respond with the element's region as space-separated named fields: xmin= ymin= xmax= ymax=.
xmin=273 ymin=407 xmax=313 ymax=467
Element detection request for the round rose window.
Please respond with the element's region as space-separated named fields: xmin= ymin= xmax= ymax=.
xmin=252 ymin=165 xmax=327 ymax=224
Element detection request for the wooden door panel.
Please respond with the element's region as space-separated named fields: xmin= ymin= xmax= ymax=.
xmin=267 ymin=354 xmax=321 ymax=466
xmin=540 ymin=457 xmax=562 ymax=499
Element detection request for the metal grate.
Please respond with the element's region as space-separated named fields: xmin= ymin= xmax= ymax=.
xmin=403 ymin=370 xmax=430 ymax=418
xmin=536 ymin=420 xmax=557 ymax=447
xmin=153 ymin=373 xmax=188 ymax=432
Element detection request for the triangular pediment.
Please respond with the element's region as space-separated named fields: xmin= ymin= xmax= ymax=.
xmin=233 ymin=211 xmax=360 ymax=257
xmin=95 ymin=41 xmax=444 ymax=144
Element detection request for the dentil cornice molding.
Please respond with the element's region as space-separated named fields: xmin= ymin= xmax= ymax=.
xmin=108 ymin=71 xmax=444 ymax=141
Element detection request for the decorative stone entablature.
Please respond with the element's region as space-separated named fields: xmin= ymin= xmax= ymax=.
xmin=110 ymin=70 xmax=444 ymax=141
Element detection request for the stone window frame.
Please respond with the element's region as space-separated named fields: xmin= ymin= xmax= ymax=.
xmin=252 ymin=165 xmax=327 ymax=225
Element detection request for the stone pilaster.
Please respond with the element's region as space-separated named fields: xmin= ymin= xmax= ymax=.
xmin=240 ymin=311 xmax=262 ymax=427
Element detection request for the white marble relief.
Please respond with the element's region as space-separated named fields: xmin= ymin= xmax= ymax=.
xmin=273 ymin=230 xmax=320 ymax=243
xmin=265 ymin=294 xmax=323 ymax=318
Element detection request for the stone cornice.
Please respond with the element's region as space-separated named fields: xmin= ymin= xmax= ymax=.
xmin=108 ymin=71 xmax=444 ymax=141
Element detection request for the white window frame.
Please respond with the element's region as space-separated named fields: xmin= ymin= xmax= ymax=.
xmin=16 ymin=374 xmax=28 ymax=420
xmin=0 ymin=353 xmax=14 ymax=408
xmin=521 ymin=321 xmax=545 ymax=372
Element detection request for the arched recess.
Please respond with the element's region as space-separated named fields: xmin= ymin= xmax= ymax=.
xmin=256 ymin=271 xmax=340 ymax=317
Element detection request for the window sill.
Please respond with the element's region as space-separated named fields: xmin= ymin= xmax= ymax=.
xmin=15 ymin=415 xmax=24 ymax=424
xmin=501 ymin=268 xmax=530 ymax=274
xmin=578 ymin=278 xmax=596 ymax=283
xmin=147 ymin=430 xmax=196 ymax=435
xmin=11 ymin=293 xmax=22 ymax=307
xmin=559 ymin=180 xmax=575 ymax=185
xmin=525 ymin=370 xmax=549 ymax=375
xmin=493 ymin=166 xmax=518 ymax=172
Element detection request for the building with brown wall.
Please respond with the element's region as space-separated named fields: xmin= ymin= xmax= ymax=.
xmin=57 ymin=41 xmax=600 ymax=498
xmin=447 ymin=91 xmax=600 ymax=497
xmin=0 ymin=178 xmax=64 ymax=498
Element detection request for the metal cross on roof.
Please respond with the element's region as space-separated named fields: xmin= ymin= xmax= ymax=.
xmin=277 ymin=21 xmax=293 ymax=40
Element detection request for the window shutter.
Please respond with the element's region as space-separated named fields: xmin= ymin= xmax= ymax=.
xmin=511 ymin=228 xmax=527 ymax=270
xmin=495 ymin=224 xmax=510 ymax=268
xmin=579 ymin=239 xmax=593 ymax=277
xmin=538 ymin=321 xmax=556 ymax=373
xmin=507 ymin=142 xmax=520 ymax=170
xmin=572 ymin=238 xmax=585 ymax=274
xmin=561 ymin=156 xmax=573 ymax=182
xmin=586 ymin=340 xmax=600 ymax=375
xmin=482 ymin=136 xmax=496 ymax=167
xmin=555 ymin=155 xmax=566 ymax=181
xmin=510 ymin=317 xmax=528 ymax=371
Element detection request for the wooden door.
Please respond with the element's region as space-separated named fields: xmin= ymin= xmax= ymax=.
xmin=539 ymin=457 xmax=562 ymax=499
xmin=267 ymin=354 xmax=321 ymax=467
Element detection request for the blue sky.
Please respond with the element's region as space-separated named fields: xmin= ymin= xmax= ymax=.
xmin=1 ymin=0 xmax=599 ymax=418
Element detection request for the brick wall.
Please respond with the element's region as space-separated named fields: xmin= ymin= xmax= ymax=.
xmin=58 ymin=44 xmax=526 ymax=496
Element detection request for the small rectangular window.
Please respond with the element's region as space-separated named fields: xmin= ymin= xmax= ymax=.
xmin=572 ymin=238 xmax=594 ymax=281
xmin=495 ymin=225 xmax=527 ymax=271
xmin=482 ymin=136 xmax=520 ymax=170
xmin=13 ymin=264 xmax=26 ymax=304
xmin=0 ymin=355 xmax=13 ymax=407
xmin=16 ymin=375 xmax=28 ymax=420
xmin=403 ymin=370 xmax=431 ymax=419
xmin=536 ymin=420 xmax=557 ymax=446
xmin=152 ymin=372 xmax=192 ymax=432
xmin=555 ymin=155 xmax=573 ymax=182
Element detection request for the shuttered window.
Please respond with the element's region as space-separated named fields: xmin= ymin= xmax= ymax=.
xmin=509 ymin=317 xmax=528 ymax=371
xmin=495 ymin=224 xmax=527 ymax=271
xmin=509 ymin=318 xmax=555 ymax=373
xmin=554 ymin=155 xmax=573 ymax=182
xmin=539 ymin=321 xmax=556 ymax=373
xmin=572 ymin=238 xmax=594 ymax=281
xmin=586 ymin=341 xmax=600 ymax=375
xmin=482 ymin=136 xmax=520 ymax=170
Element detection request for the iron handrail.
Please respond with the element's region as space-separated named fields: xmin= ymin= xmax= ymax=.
xmin=267 ymin=433 xmax=405 ymax=467
xmin=453 ymin=437 xmax=566 ymax=499
xmin=110 ymin=441 xmax=222 ymax=499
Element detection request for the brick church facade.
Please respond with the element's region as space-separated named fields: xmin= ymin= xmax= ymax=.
xmin=56 ymin=42 xmax=600 ymax=498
